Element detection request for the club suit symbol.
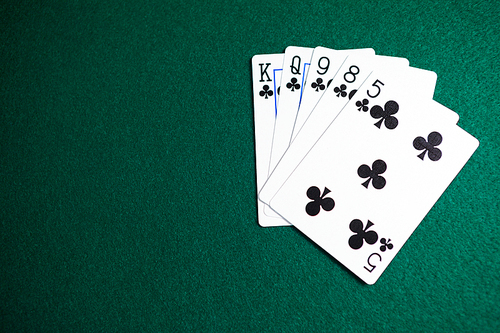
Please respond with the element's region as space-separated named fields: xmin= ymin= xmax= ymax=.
xmin=334 ymin=84 xmax=347 ymax=97
xmin=348 ymin=219 xmax=378 ymax=250
xmin=357 ymin=159 xmax=387 ymax=189
xmin=379 ymin=238 xmax=393 ymax=252
xmin=356 ymin=98 xmax=369 ymax=111
xmin=259 ymin=85 xmax=273 ymax=99
xmin=311 ymin=78 xmax=325 ymax=92
xmin=305 ymin=186 xmax=335 ymax=216
xmin=286 ymin=77 xmax=300 ymax=92
xmin=370 ymin=100 xmax=399 ymax=129
xmin=413 ymin=131 xmax=443 ymax=161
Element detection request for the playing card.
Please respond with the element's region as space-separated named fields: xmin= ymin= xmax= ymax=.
xmin=267 ymin=68 xmax=479 ymax=284
xmin=267 ymin=46 xmax=313 ymax=174
xmin=251 ymin=53 xmax=290 ymax=227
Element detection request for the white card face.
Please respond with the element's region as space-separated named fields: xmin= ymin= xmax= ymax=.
xmin=293 ymin=47 xmax=376 ymax=141
xmin=268 ymin=69 xmax=479 ymax=284
xmin=267 ymin=46 xmax=314 ymax=174
xmin=259 ymin=55 xmax=416 ymax=206
xmin=262 ymin=68 xmax=286 ymax=220
xmin=251 ymin=53 xmax=290 ymax=227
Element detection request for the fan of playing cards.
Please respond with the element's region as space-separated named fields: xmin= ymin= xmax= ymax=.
xmin=251 ymin=46 xmax=479 ymax=284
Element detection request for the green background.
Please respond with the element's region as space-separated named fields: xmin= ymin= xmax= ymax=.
xmin=1 ymin=0 xmax=499 ymax=331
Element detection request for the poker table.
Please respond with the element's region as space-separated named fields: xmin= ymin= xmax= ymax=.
xmin=1 ymin=0 xmax=499 ymax=331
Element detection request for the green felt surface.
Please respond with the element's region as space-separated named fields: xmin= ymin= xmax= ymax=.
xmin=1 ymin=0 xmax=499 ymax=331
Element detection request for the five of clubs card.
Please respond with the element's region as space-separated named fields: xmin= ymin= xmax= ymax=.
xmin=251 ymin=46 xmax=479 ymax=284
